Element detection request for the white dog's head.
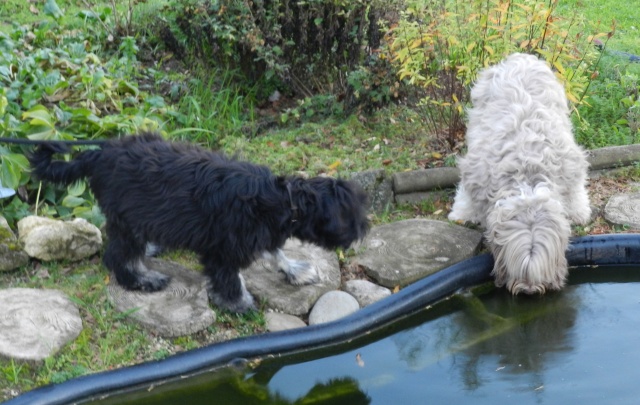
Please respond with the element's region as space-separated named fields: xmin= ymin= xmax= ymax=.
xmin=485 ymin=185 xmax=570 ymax=294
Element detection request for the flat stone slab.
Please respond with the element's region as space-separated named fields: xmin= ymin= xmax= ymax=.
xmin=242 ymin=239 xmax=341 ymax=316
xmin=0 ymin=288 xmax=83 ymax=361
xmin=106 ymin=259 xmax=215 ymax=337
xmin=604 ymin=193 xmax=640 ymax=229
xmin=353 ymin=219 xmax=483 ymax=288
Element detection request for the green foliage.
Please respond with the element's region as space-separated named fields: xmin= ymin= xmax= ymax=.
xmin=165 ymin=0 xmax=386 ymax=97
xmin=0 ymin=11 xmax=176 ymax=226
xmin=574 ymin=68 xmax=640 ymax=148
xmin=171 ymin=70 xmax=254 ymax=146
xmin=280 ymin=94 xmax=344 ymax=124
xmin=385 ymin=0 xmax=609 ymax=149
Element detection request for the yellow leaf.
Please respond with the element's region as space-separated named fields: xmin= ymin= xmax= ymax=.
xmin=393 ymin=285 xmax=400 ymax=293
xmin=552 ymin=60 xmax=565 ymax=74
xmin=328 ymin=160 xmax=342 ymax=170
xmin=466 ymin=43 xmax=476 ymax=52
xmin=410 ymin=39 xmax=424 ymax=49
xmin=483 ymin=45 xmax=494 ymax=55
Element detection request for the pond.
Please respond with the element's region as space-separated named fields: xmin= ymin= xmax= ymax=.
xmin=95 ymin=265 xmax=640 ymax=405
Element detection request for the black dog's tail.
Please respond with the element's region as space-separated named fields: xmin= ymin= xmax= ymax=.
xmin=29 ymin=143 xmax=102 ymax=186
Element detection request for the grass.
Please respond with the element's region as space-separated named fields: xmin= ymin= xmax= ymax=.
xmin=0 ymin=257 xmax=265 ymax=399
xmin=1 ymin=0 xmax=640 ymax=400
xmin=556 ymin=0 xmax=640 ymax=55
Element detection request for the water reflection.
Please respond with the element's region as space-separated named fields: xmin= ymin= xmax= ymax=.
xmin=94 ymin=274 xmax=640 ymax=405
xmin=392 ymin=288 xmax=580 ymax=390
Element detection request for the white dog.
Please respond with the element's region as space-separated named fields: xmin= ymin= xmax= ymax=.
xmin=448 ymin=53 xmax=591 ymax=294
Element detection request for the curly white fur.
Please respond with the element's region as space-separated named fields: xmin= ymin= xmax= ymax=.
xmin=449 ymin=53 xmax=591 ymax=294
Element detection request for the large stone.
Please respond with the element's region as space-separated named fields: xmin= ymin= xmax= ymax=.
xmin=106 ymin=259 xmax=216 ymax=337
xmin=350 ymin=169 xmax=394 ymax=213
xmin=308 ymin=291 xmax=360 ymax=325
xmin=353 ymin=219 xmax=482 ymax=288
xmin=242 ymin=238 xmax=341 ymax=316
xmin=343 ymin=279 xmax=392 ymax=307
xmin=604 ymin=193 xmax=640 ymax=229
xmin=0 ymin=216 xmax=29 ymax=272
xmin=0 ymin=288 xmax=83 ymax=361
xmin=18 ymin=216 xmax=102 ymax=261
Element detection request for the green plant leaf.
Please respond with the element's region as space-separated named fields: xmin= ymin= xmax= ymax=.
xmin=67 ymin=182 xmax=86 ymax=197
xmin=0 ymin=160 xmax=20 ymax=190
xmin=44 ymin=0 xmax=65 ymax=20
xmin=22 ymin=105 xmax=56 ymax=128
xmin=62 ymin=195 xmax=86 ymax=207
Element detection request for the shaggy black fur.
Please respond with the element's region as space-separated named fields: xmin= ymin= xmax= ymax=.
xmin=29 ymin=133 xmax=369 ymax=312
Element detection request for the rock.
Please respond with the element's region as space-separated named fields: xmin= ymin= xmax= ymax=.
xmin=343 ymin=279 xmax=392 ymax=307
xmin=394 ymin=190 xmax=451 ymax=205
xmin=106 ymin=259 xmax=216 ymax=337
xmin=353 ymin=219 xmax=482 ymax=288
xmin=587 ymin=144 xmax=640 ymax=171
xmin=0 ymin=216 xmax=29 ymax=272
xmin=242 ymin=239 xmax=341 ymax=316
xmin=18 ymin=216 xmax=102 ymax=261
xmin=265 ymin=312 xmax=307 ymax=332
xmin=392 ymin=167 xmax=460 ymax=194
xmin=350 ymin=169 xmax=394 ymax=213
xmin=308 ymin=291 xmax=360 ymax=325
xmin=0 ymin=288 xmax=83 ymax=361
xmin=604 ymin=193 xmax=640 ymax=229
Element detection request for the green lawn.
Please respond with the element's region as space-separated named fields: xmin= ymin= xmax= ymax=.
xmin=557 ymin=0 xmax=640 ymax=55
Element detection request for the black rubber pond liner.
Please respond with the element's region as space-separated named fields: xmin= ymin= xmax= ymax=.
xmin=6 ymin=233 xmax=640 ymax=405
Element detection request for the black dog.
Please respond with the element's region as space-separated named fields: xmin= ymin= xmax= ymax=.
xmin=29 ymin=133 xmax=369 ymax=312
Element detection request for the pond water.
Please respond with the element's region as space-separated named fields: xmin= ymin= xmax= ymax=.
xmin=99 ymin=266 xmax=640 ymax=405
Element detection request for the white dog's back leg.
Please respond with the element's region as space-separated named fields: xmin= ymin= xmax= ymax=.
xmin=449 ymin=184 xmax=483 ymax=223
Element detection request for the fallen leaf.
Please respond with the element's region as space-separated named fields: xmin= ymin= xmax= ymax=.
xmin=29 ymin=5 xmax=39 ymax=14
xmin=328 ymin=160 xmax=341 ymax=170
xmin=392 ymin=285 xmax=400 ymax=293
xmin=382 ymin=159 xmax=392 ymax=166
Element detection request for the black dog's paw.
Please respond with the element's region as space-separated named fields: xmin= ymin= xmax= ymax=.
xmin=208 ymin=291 xmax=256 ymax=313
xmin=208 ymin=276 xmax=256 ymax=313
xmin=144 ymin=243 xmax=165 ymax=257
xmin=135 ymin=270 xmax=171 ymax=292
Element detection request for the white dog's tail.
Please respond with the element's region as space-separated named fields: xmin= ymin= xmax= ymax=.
xmin=487 ymin=185 xmax=570 ymax=294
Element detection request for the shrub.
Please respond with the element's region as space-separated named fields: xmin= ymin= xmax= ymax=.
xmin=384 ymin=0 xmax=611 ymax=150
xmin=165 ymin=0 xmax=389 ymax=99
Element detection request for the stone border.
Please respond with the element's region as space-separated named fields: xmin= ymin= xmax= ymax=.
xmin=389 ymin=144 xmax=640 ymax=204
